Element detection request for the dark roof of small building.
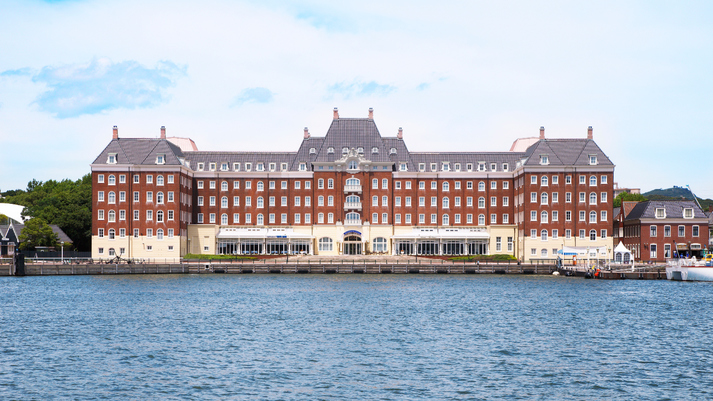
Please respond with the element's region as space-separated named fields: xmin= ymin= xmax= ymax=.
xmin=625 ymin=200 xmax=707 ymax=221
xmin=0 ymin=223 xmax=72 ymax=243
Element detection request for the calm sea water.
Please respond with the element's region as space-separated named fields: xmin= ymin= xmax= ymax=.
xmin=1 ymin=274 xmax=712 ymax=400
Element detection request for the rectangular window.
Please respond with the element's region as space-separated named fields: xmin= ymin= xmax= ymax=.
xmin=198 ymin=213 xmax=204 ymax=223
xmin=678 ymin=226 xmax=685 ymax=237
xmin=579 ymin=229 xmax=585 ymax=239
xmin=693 ymin=225 xmax=699 ymax=237
xmin=245 ymin=213 xmax=251 ymax=224
xmin=467 ymin=214 xmax=472 ymax=224
xmin=382 ymin=213 xmax=388 ymax=224
xmin=233 ymin=213 xmax=239 ymax=224
xmin=431 ymin=197 xmax=437 ymax=207
xmin=294 ymin=214 xmax=300 ymax=224
xmin=531 ymin=229 xmax=537 ymax=239
xmin=246 ymin=196 xmax=251 ymax=207
xmin=419 ymin=214 xmax=425 ymax=224
xmin=382 ymin=196 xmax=388 ymax=207
xmin=405 ymin=214 xmax=411 ymax=224
xmin=431 ymin=214 xmax=437 ymax=224
xmin=372 ymin=213 xmax=378 ymax=224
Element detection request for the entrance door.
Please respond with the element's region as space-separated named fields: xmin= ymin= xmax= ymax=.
xmin=343 ymin=235 xmax=362 ymax=255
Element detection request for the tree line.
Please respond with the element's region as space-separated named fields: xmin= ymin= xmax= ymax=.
xmin=0 ymin=175 xmax=92 ymax=251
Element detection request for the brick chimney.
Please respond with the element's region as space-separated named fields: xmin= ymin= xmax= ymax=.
xmin=112 ymin=125 xmax=118 ymax=139
xmin=160 ymin=126 xmax=166 ymax=139
xmin=397 ymin=127 xmax=403 ymax=139
xmin=333 ymin=107 xmax=339 ymax=119
xmin=304 ymin=127 xmax=310 ymax=139
xmin=368 ymin=107 xmax=374 ymax=119
xmin=539 ymin=126 xmax=545 ymax=140
xmin=587 ymin=126 xmax=593 ymax=139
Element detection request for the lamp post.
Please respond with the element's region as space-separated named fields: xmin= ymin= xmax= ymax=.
xmin=61 ymin=241 xmax=64 ymax=264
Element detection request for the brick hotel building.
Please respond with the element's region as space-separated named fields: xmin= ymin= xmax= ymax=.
xmin=91 ymin=108 xmax=615 ymax=262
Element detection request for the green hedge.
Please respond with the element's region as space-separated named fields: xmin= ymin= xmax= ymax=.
xmin=449 ymin=254 xmax=517 ymax=261
xmin=182 ymin=254 xmax=256 ymax=260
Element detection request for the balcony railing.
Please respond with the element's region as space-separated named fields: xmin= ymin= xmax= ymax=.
xmin=344 ymin=201 xmax=362 ymax=210
xmin=344 ymin=219 xmax=362 ymax=226
xmin=344 ymin=185 xmax=362 ymax=193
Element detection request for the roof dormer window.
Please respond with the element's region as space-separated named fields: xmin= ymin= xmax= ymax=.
xmin=348 ymin=160 xmax=358 ymax=170
xmin=220 ymin=162 xmax=228 ymax=171
xmin=357 ymin=147 xmax=364 ymax=153
xmin=478 ymin=162 xmax=486 ymax=171
xmin=197 ymin=162 xmax=204 ymax=171
xmin=419 ymin=163 xmax=425 ymax=171
xmin=342 ymin=147 xmax=349 ymax=154
xmin=327 ymin=147 xmax=334 ymax=154
xmin=281 ymin=163 xmax=287 ymax=171
xmin=245 ymin=163 xmax=252 ymax=171
xmin=299 ymin=163 xmax=306 ymax=171
xmin=683 ymin=208 xmax=694 ymax=219
xmin=269 ymin=163 xmax=276 ymax=171
xmin=540 ymin=155 xmax=549 ymax=165
xmin=209 ymin=162 xmax=216 ymax=171
xmin=107 ymin=153 xmax=117 ymax=164
xmin=156 ymin=154 xmax=166 ymax=164
xmin=372 ymin=147 xmax=379 ymax=154
xmin=589 ymin=155 xmax=598 ymax=165
xmin=390 ymin=148 xmax=397 ymax=154
xmin=655 ymin=208 xmax=666 ymax=219
xmin=256 ymin=163 xmax=264 ymax=171
xmin=309 ymin=147 xmax=316 ymax=154
xmin=442 ymin=162 xmax=450 ymax=171
xmin=233 ymin=163 xmax=240 ymax=171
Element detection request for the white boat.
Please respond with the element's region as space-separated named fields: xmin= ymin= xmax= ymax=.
xmin=666 ymin=257 xmax=713 ymax=281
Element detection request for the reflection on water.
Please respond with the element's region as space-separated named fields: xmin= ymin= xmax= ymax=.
xmin=1 ymin=275 xmax=712 ymax=399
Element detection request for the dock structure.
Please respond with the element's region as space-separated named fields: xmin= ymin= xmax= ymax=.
xmin=0 ymin=255 xmax=559 ymax=276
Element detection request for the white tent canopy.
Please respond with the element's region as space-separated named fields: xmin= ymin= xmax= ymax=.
xmin=0 ymin=203 xmax=25 ymax=224
xmin=613 ymin=241 xmax=632 ymax=264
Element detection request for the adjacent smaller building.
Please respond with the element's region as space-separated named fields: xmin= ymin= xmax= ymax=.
xmin=0 ymin=222 xmax=73 ymax=257
xmin=619 ymin=200 xmax=709 ymax=262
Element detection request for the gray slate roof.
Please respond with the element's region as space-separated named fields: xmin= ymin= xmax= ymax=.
xmin=0 ymin=223 xmax=73 ymax=243
xmin=93 ymin=138 xmax=185 ymax=166
xmin=184 ymin=151 xmax=296 ymax=170
xmin=625 ymin=201 xmax=707 ymax=221
xmin=314 ymin=118 xmax=392 ymax=163
xmin=523 ymin=139 xmax=613 ymax=166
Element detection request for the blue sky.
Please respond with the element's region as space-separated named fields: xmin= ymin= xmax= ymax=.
xmin=1 ymin=0 xmax=712 ymax=198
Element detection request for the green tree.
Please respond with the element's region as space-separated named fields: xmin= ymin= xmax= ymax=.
xmin=0 ymin=214 xmax=8 ymax=225
xmin=18 ymin=217 xmax=59 ymax=251
xmin=613 ymin=192 xmax=647 ymax=208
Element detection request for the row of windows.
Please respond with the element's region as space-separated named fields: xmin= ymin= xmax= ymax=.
xmin=197 ymin=213 xmax=313 ymax=225
xmin=98 ymin=191 xmax=176 ymax=204
xmin=529 ymin=192 xmax=607 ymax=204
xmin=528 ymin=174 xmax=607 ymax=186
xmin=97 ymin=174 xmax=175 ymax=186
xmin=648 ymin=225 xmax=700 ymax=237
xmin=98 ymin=209 xmax=175 ymax=222
xmin=529 ymin=210 xmax=608 ymax=223
xmin=197 ymin=180 xmax=313 ymax=191
xmin=197 ymin=161 xmax=292 ymax=172
xmin=530 ymin=229 xmax=607 ymax=241
xmin=197 ymin=196 xmax=314 ymax=208
xmin=98 ymin=228 xmax=175 ymax=239
xmin=192 ymin=212 xmax=511 ymax=226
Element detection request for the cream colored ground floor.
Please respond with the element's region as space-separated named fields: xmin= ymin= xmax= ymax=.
xmin=91 ymin=235 xmax=186 ymax=262
xmin=519 ymin=236 xmax=614 ymax=263
xmin=185 ymin=224 xmax=519 ymax=258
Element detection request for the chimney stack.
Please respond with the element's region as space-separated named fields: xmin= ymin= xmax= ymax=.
xmin=368 ymin=107 xmax=374 ymax=119
xmin=160 ymin=126 xmax=166 ymax=139
xmin=539 ymin=126 xmax=545 ymax=140
xmin=587 ymin=126 xmax=593 ymax=140
xmin=397 ymin=127 xmax=403 ymax=139
xmin=112 ymin=125 xmax=118 ymax=139
xmin=304 ymin=127 xmax=310 ymax=139
xmin=333 ymin=107 xmax=339 ymax=119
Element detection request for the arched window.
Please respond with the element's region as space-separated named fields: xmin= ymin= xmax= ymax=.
xmin=346 ymin=178 xmax=360 ymax=186
xmin=342 ymin=147 xmax=349 ymax=153
xmin=108 ymin=229 xmax=115 ymax=239
xmin=108 ymin=210 xmax=116 ymax=222
xmin=590 ymin=175 xmax=597 ymax=186
xmin=108 ymin=192 xmax=116 ymax=204
xmin=390 ymin=147 xmax=397 ymax=154
xmin=541 ymin=193 xmax=548 ymax=204
xmin=327 ymin=147 xmax=334 ymax=154
xmin=541 ymin=176 xmax=548 ymax=186
xmin=157 ymin=210 xmax=164 ymax=222
xmin=541 ymin=211 xmax=548 ymax=223
xmin=478 ymin=214 xmax=485 ymax=225
xmin=157 ymin=229 xmax=164 ymax=240
xmin=157 ymin=192 xmax=164 ymax=204
xmin=108 ymin=175 xmax=115 ymax=185
xmin=478 ymin=181 xmax=485 ymax=191
xmin=348 ymin=160 xmax=358 ymax=170
xmin=221 ymin=213 xmax=228 ymax=225
xmin=478 ymin=197 xmax=485 ymax=208
xmin=257 ymin=214 xmax=264 ymax=225
xmin=442 ymin=214 xmax=449 ymax=226
xmin=318 ymin=237 xmax=333 ymax=251
xmin=157 ymin=175 xmax=164 ymax=186
xmin=346 ymin=212 xmax=360 ymax=222
xmin=373 ymin=237 xmax=387 ymax=253
xmin=257 ymin=181 xmax=264 ymax=191
xmin=541 ymin=229 xmax=548 ymax=241
xmin=371 ymin=147 xmax=379 ymax=154
xmin=443 ymin=197 xmax=449 ymax=208
xmin=589 ymin=230 xmax=597 ymax=240
xmin=589 ymin=211 xmax=597 ymax=223
xmin=443 ymin=182 xmax=449 ymax=191
xmin=318 ymin=178 xmax=324 ymax=189
xmin=541 ymin=249 xmax=548 ymax=257
xmin=589 ymin=192 xmax=597 ymax=205
xmin=346 ymin=195 xmax=360 ymax=204
xmin=221 ymin=196 xmax=228 ymax=208
xmin=221 ymin=181 xmax=228 ymax=191
xmin=257 ymin=197 xmax=264 ymax=208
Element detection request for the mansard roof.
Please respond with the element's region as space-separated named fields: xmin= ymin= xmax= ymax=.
xmin=184 ymin=151 xmax=296 ymax=169
xmin=292 ymin=136 xmax=325 ymax=170
xmin=314 ymin=118 xmax=392 ymax=163
xmin=93 ymin=138 xmax=185 ymax=166
xmin=625 ymin=200 xmax=707 ymax=221
xmin=382 ymin=137 xmax=415 ymax=171
xmin=523 ymin=139 xmax=613 ymax=167
xmin=409 ymin=152 xmax=523 ymax=171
